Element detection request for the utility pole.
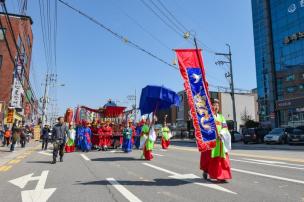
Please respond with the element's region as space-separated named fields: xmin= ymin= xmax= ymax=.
xmin=127 ymin=89 xmax=137 ymax=123
xmin=41 ymin=74 xmax=50 ymax=126
xmin=215 ymin=44 xmax=237 ymax=131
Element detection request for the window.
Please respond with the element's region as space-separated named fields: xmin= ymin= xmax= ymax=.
xmin=17 ymin=35 xmax=22 ymax=48
xmin=27 ymin=35 xmax=31 ymax=47
xmin=0 ymin=28 xmax=6 ymax=40
xmin=286 ymin=86 xmax=296 ymax=93
xmin=286 ymin=74 xmax=295 ymax=81
xmin=299 ymin=84 xmax=304 ymax=90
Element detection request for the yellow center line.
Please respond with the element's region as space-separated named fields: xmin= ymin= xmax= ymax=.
xmin=170 ymin=146 xmax=304 ymax=164
xmin=8 ymin=159 xmax=21 ymax=164
xmin=0 ymin=165 xmax=12 ymax=172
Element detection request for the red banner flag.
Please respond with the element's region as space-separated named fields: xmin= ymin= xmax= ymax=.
xmin=175 ymin=49 xmax=217 ymax=152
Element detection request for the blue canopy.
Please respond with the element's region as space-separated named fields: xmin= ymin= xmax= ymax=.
xmin=139 ymin=85 xmax=180 ymax=115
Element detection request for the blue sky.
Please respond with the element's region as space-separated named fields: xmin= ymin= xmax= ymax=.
xmin=7 ymin=0 xmax=256 ymax=115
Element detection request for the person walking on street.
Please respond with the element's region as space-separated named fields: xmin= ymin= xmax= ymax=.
xmin=10 ymin=121 xmax=21 ymax=152
xmin=42 ymin=124 xmax=51 ymax=150
xmin=51 ymin=117 xmax=68 ymax=164
xmin=0 ymin=122 xmax=4 ymax=145
xmin=3 ymin=125 xmax=11 ymax=147
xmin=19 ymin=122 xmax=27 ymax=148
xmin=200 ymin=99 xmax=232 ymax=182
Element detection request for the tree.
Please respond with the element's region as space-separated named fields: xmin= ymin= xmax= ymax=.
xmin=241 ymin=107 xmax=252 ymax=123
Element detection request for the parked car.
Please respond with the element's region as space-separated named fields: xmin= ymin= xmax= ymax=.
xmin=230 ymin=131 xmax=242 ymax=143
xmin=243 ymin=128 xmax=269 ymax=144
xmin=288 ymin=128 xmax=304 ymax=145
xmin=264 ymin=128 xmax=288 ymax=144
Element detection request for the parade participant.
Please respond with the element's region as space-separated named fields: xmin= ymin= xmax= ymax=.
xmin=77 ymin=121 xmax=92 ymax=152
xmin=41 ymin=124 xmax=51 ymax=150
xmin=161 ymin=115 xmax=171 ymax=150
xmin=90 ymin=119 xmax=99 ymax=150
xmin=200 ymin=99 xmax=232 ymax=182
xmin=139 ymin=119 xmax=149 ymax=150
xmin=122 ymin=121 xmax=133 ymax=153
xmin=51 ymin=117 xmax=68 ymax=164
xmin=134 ymin=122 xmax=142 ymax=149
xmin=65 ymin=123 xmax=76 ymax=153
xmin=142 ymin=118 xmax=156 ymax=161
xmin=101 ymin=121 xmax=112 ymax=151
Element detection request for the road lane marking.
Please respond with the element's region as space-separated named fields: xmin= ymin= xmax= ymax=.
xmin=242 ymin=158 xmax=304 ymax=167
xmin=0 ymin=165 xmax=12 ymax=171
xmin=232 ymin=168 xmax=304 ymax=185
xmin=231 ymin=159 xmax=304 ymax=170
xmin=143 ymin=163 xmax=237 ymax=194
xmin=38 ymin=151 xmax=52 ymax=156
xmin=80 ymin=154 xmax=90 ymax=161
xmin=9 ymin=170 xmax=56 ymax=202
xmin=152 ymin=153 xmax=164 ymax=157
xmin=9 ymin=159 xmax=21 ymax=164
xmin=106 ymin=178 xmax=142 ymax=202
xmin=170 ymin=146 xmax=304 ymax=163
xmin=143 ymin=163 xmax=178 ymax=175
xmin=17 ymin=155 xmax=27 ymax=159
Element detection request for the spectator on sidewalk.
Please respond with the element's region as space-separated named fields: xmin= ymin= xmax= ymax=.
xmin=20 ymin=121 xmax=27 ymax=148
xmin=42 ymin=124 xmax=51 ymax=150
xmin=0 ymin=122 xmax=4 ymax=145
xmin=10 ymin=121 xmax=21 ymax=152
xmin=3 ymin=125 xmax=11 ymax=147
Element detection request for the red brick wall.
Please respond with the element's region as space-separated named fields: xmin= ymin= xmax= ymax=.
xmin=0 ymin=14 xmax=33 ymax=109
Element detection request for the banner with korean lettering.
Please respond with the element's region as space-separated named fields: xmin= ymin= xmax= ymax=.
xmin=10 ymin=61 xmax=24 ymax=108
xmin=175 ymin=49 xmax=217 ymax=152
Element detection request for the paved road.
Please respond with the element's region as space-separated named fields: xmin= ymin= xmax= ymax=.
xmin=0 ymin=142 xmax=303 ymax=202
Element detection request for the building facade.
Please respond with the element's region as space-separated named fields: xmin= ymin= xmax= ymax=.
xmin=252 ymin=0 xmax=304 ymax=127
xmin=0 ymin=12 xmax=36 ymax=125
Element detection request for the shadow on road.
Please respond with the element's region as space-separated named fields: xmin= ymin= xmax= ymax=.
xmin=77 ymin=177 xmax=225 ymax=187
xmin=26 ymin=160 xmax=52 ymax=164
xmin=91 ymin=157 xmax=142 ymax=162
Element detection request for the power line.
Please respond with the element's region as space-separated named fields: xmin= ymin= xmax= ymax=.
xmin=111 ymin=0 xmax=171 ymax=51
xmin=58 ymin=0 xmax=178 ymax=70
xmin=139 ymin=0 xmax=184 ymax=38
xmin=155 ymin=0 xmax=188 ymax=32
xmin=148 ymin=0 xmax=185 ymax=34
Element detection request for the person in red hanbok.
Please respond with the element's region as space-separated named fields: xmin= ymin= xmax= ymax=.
xmin=200 ymin=99 xmax=232 ymax=182
xmin=101 ymin=121 xmax=113 ymax=151
xmin=90 ymin=119 xmax=99 ymax=150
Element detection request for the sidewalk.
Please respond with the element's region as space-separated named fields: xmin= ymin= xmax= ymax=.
xmin=0 ymin=140 xmax=40 ymax=167
xmin=170 ymin=138 xmax=304 ymax=151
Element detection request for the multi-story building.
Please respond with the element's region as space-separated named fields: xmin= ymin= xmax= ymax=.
xmin=0 ymin=12 xmax=35 ymax=125
xmin=252 ymin=0 xmax=304 ymax=127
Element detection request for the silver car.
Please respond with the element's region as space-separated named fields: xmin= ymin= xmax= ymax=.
xmin=264 ymin=128 xmax=287 ymax=144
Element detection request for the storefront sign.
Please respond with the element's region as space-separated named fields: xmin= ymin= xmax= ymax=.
xmin=284 ymin=32 xmax=304 ymax=44
xmin=6 ymin=109 xmax=14 ymax=123
xmin=276 ymin=97 xmax=304 ymax=110
xmin=10 ymin=61 xmax=24 ymax=108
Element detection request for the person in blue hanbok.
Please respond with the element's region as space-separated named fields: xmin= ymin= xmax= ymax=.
xmin=134 ymin=122 xmax=142 ymax=149
xmin=122 ymin=121 xmax=133 ymax=153
xmin=77 ymin=121 xmax=92 ymax=152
